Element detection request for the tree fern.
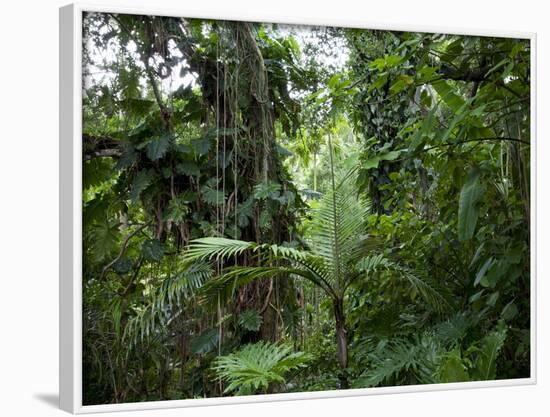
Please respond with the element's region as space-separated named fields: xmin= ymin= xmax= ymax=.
xmin=184 ymin=168 xmax=451 ymax=386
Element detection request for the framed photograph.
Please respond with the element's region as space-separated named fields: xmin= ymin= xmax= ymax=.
xmin=60 ymin=3 xmax=536 ymax=413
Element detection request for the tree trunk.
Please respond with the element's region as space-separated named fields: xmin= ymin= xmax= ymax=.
xmin=333 ymin=298 xmax=349 ymax=389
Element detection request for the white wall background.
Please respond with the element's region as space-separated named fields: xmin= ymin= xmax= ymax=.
xmin=0 ymin=0 xmax=547 ymax=415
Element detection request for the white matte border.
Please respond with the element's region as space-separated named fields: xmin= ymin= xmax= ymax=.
xmin=59 ymin=2 xmax=537 ymax=414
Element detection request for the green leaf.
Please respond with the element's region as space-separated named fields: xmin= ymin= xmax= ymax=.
xmin=253 ymin=181 xmax=281 ymax=200
xmin=411 ymin=106 xmax=437 ymax=150
xmin=370 ymin=55 xmax=402 ymax=71
xmin=363 ymin=156 xmax=381 ymax=170
xmin=471 ymin=328 xmax=507 ymax=381
xmin=482 ymin=260 xmax=508 ymax=289
xmin=474 ymin=257 xmax=494 ymax=287
xmin=213 ymin=342 xmax=311 ymax=395
xmin=129 ymin=170 xmax=154 ymax=204
xmin=121 ymin=98 xmax=154 ymax=117
xmin=89 ymin=220 xmax=119 ymax=262
xmin=190 ymin=136 xmax=212 ymax=156
xmin=370 ymin=73 xmax=388 ymax=91
xmin=83 ymin=158 xmax=115 ymax=189
xmin=164 ymin=196 xmax=189 ymax=223
xmin=385 ymin=55 xmax=403 ymax=67
xmin=389 ymin=74 xmax=414 ymax=95
xmin=381 ymin=150 xmax=402 ymax=161
xmin=113 ymin=257 xmax=133 ymax=274
xmin=362 ymin=150 xmax=402 ymax=170
xmin=238 ymin=310 xmax=263 ymax=332
xmin=458 ymin=167 xmax=485 ymax=241
xmin=201 ymin=185 xmax=224 ymax=206
xmin=432 ymin=80 xmax=466 ymax=113
xmin=190 ymin=128 xmax=237 ymax=156
xmin=370 ymin=58 xmax=386 ymax=71
xmin=190 ymin=328 xmax=219 ymax=355
xmin=437 ymin=349 xmax=470 ymax=383
xmin=176 ymin=161 xmax=200 ymax=176
xmin=115 ymin=145 xmax=138 ymax=170
xmin=146 ymin=134 xmax=171 ymax=160
xmin=501 ymin=301 xmax=518 ymax=321
xmin=487 ymin=291 xmax=499 ymax=307
xmin=141 ymin=239 xmax=165 ymax=262
xmin=469 ymin=289 xmax=484 ymax=304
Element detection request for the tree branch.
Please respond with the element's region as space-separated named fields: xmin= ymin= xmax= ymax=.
xmin=100 ymin=221 xmax=152 ymax=281
xmin=83 ymin=133 xmax=121 ymax=160
xmin=422 ymin=137 xmax=529 ymax=153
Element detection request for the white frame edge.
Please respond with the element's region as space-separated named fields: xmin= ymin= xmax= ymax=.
xmin=59 ymin=2 xmax=537 ymax=414
xmin=60 ymin=3 xmax=80 ymax=413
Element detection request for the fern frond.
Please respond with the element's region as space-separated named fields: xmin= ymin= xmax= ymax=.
xmin=354 ymin=334 xmax=442 ymax=388
xmin=213 ymin=342 xmax=312 ymax=395
xmin=397 ymin=267 xmax=452 ymax=314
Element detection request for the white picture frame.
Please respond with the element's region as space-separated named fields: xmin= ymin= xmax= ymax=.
xmin=60 ymin=2 xmax=537 ymax=413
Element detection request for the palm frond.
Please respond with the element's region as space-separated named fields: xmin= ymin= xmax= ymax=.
xmin=356 ymin=254 xmax=393 ymax=274
xmin=352 ymin=254 xmax=451 ymax=313
xmin=198 ymin=264 xmax=335 ymax=305
xmin=307 ymin=171 xmax=370 ymax=291
xmin=198 ymin=266 xmax=285 ymax=305
xmin=184 ymin=237 xmax=257 ymax=262
xmin=155 ymin=261 xmax=213 ymax=310
xmin=124 ymin=261 xmax=213 ymax=345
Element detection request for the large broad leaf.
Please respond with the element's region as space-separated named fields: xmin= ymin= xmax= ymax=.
xmin=176 ymin=161 xmax=200 ymax=176
xmin=253 ymin=181 xmax=281 ymax=200
xmin=190 ymin=137 xmax=212 ymax=156
xmin=164 ymin=196 xmax=190 ymax=223
xmin=115 ymin=145 xmax=138 ymax=170
xmin=437 ymin=349 xmax=470 ymax=383
xmin=362 ymin=150 xmax=402 ymax=170
xmin=432 ymin=80 xmax=466 ymax=113
xmin=190 ymin=328 xmax=219 ymax=355
xmin=201 ymin=185 xmax=225 ymax=206
xmin=190 ymin=128 xmax=238 ymax=156
xmin=474 ymin=257 xmax=494 ymax=287
xmin=129 ymin=170 xmax=154 ymax=204
xmin=89 ymin=220 xmax=119 ymax=262
xmin=146 ymin=134 xmax=171 ymax=161
xmin=83 ymin=158 xmax=115 ymax=189
xmin=238 ymin=310 xmax=263 ymax=332
xmin=113 ymin=257 xmax=133 ymax=275
xmin=410 ymin=106 xmax=437 ymax=150
xmin=389 ymin=74 xmax=414 ymax=95
xmin=141 ymin=239 xmax=165 ymax=262
xmin=471 ymin=328 xmax=507 ymax=381
xmin=458 ymin=167 xmax=485 ymax=241
xmin=121 ymin=98 xmax=154 ymax=117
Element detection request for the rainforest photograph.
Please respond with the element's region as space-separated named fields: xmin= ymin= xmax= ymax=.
xmin=81 ymin=12 xmax=531 ymax=405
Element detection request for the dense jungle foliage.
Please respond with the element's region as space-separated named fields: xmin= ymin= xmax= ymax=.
xmin=81 ymin=12 xmax=531 ymax=404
